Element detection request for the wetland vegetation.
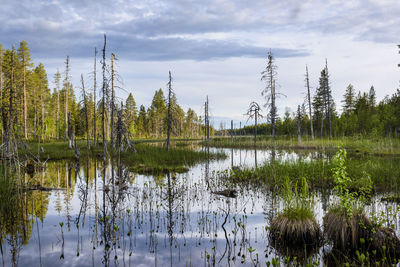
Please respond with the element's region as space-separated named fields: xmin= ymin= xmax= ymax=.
xmin=0 ymin=40 xmax=400 ymax=267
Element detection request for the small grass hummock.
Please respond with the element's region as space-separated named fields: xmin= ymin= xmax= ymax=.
xmin=269 ymin=178 xmax=322 ymax=260
xmin=323 ymin=207 xmax=400 ymax=261
xmin=269 ymin=213 xmax=322 ymax=247
xmin=323 ymin=207 xmax=372 ymax=251
xmin=324 ymin=147 xmax=400 ymax=263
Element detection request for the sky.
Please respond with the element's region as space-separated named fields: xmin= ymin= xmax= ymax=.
xmin=1 ymin=0 xmax=399 ymax=128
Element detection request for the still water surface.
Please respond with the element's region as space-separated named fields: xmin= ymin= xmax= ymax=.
xmin=0 ymin=148 xmax=398 ymax=266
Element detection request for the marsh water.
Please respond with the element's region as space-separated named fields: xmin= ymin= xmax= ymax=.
xmin=1 ymin=147 xmax=399 ymax=267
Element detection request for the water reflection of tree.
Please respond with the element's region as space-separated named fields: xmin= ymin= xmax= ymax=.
xmin=97 ymin=158 xmax=131 ymax=267
xmin=219 ymin=202 xmax=232 ymax=267
xmin=164 ymin=173 xmax=175 ymax=267
xmin=0 ymin=163 xmax=51 ymax=267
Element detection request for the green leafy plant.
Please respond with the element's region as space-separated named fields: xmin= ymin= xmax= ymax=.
xmin=332 ymin=147 xmax=372 ymax=217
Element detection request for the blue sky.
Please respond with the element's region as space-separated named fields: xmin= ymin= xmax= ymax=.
xmin=1 ymin=0 xmax=399 ymax=128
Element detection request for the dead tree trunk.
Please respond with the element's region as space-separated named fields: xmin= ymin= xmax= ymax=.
xmin=81 ymin=74 xmax=90 ymax=150
xmin=23 ymin=54 xmax=27 ymax=139
xmin=101 ymin=35 xmax=107 ymax=159
xmin=204 ymin=98 xmax=207 ymax=141
xmin=305 ymin=65 xmax=314 ymax=140
xmin=206 ymin=96 xmax=210 ymax=140
xmin=297 ymin=105 xmax=301 ymax=142
xmin=56 ymin=69 xmax=60 ymax=140
xmin=116 ymin=102 xmax=123 ymax=150
xmin=41 ymin=91 xmax=44 ymax=142
xmin=74 ymin=136 xmax=80 ymax=159
xmin=68 ymin=112 xmax=72 ymax=149
xmin=110 ymin=53 xmax=115 ymax=149
xmin=231 ymin=120 xmax=233 ymax=142
xmin=7 ymin=47 xmax=15 ymax=154
xmin=246 ymin=102 xmax=262 ymax=147
xmin=93 ymin=47 xmax=97 ymax=146
xmin=325 ymin=60 xmax=332 ymax=139
xmin=261 ymin=51 xmax=281 ymax=139
xmin=255 ymin=112 xmax=257 ymax=145
xmin=166 ymin=71 xmax=172 ymax=152
xmin=64 ymin=56 xmax=70 ymax=143
xmin=271 ymin=80 xmax=276 ymax=139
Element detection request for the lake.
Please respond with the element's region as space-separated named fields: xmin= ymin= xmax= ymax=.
xmin=0 ymin=147 xmax=399 ymax=266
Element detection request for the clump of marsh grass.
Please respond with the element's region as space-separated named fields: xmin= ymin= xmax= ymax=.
xmin=324 ymin=206 xmax=371 ymax=250
xmin=324 ymin=147 xmax=400 ymax=261
xmin=269 ymin=177 xmax=322 ymax=260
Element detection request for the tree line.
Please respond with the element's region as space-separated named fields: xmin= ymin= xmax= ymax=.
xmin=235 ymin=51 xmax=400 ymax=139
xmin=0 ymin=41 xmax=207 ymax=144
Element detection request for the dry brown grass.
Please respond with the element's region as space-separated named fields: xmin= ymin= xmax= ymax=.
xmin=269 ymin=215 xmax=322 ymax=247
xmin=269 ymin=215 xmax=322 ymax=261
xmin=323 ymin=209 xmax=372 ymax=250
xmin=323 ymin=209 xmax=400 ymax=259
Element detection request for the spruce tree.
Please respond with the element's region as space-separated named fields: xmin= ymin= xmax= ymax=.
xmin=124 ymin=93 xmax=137 ymax=135
xmin=342 ymin=84 xmax=356 ymax=115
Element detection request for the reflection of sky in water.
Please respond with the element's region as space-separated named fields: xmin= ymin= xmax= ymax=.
xmin=1 ymin=148 xmax=399 ymax=266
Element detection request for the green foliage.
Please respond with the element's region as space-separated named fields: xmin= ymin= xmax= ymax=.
xmin=124 ymin=93 xmax=137 ymax=135
xmin=0 ymin=41 xmax=205 ymax=141
xmin=332 ymin=147 xmax=372 ymax=217
xmin=19 ymin=140 xmax=226 ymax=173
xmin=280 ymin=177 xmax=314 ymax=220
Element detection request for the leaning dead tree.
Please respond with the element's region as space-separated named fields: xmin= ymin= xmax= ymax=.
xmin=261 ymin=51 xmax=285 ymax=139
xmin=245 ymin=101 xmax=263 ymax=145
xmin=166 ymin=71 xmax=173 ymax=152
xmin=305 ymin=65 xmax=314 ymax=140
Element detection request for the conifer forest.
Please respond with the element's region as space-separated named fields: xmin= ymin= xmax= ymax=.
xmin=1 ymin=2 xmax=400 ymax=267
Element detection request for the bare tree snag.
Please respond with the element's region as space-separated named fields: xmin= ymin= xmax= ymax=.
xmin=64 ymin=56 xmax=70 ymax=143
xmin=305 ymin=65 xmax=314 ymax=140
xmin=93 ymin=47 xmax=97 ymax=146
xmin=101 ymin=34 xmax=107 ymax=159
xmin=81 ymin=74 xmax=90 ymax=150
xmin=166 ymin=71 xmax=173 ymax=152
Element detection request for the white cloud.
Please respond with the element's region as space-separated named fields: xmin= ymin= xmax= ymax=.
xmin=0 ymin=0 xmax=399 ymax=124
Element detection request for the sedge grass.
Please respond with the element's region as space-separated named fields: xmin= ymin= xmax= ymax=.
xmin=207 ymin=136 xmax=400 ymax=155
xmin=227 ymin=156 xmax=400 ymax=191
xmin=269 ymin=178 xmax=322 ymax=260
